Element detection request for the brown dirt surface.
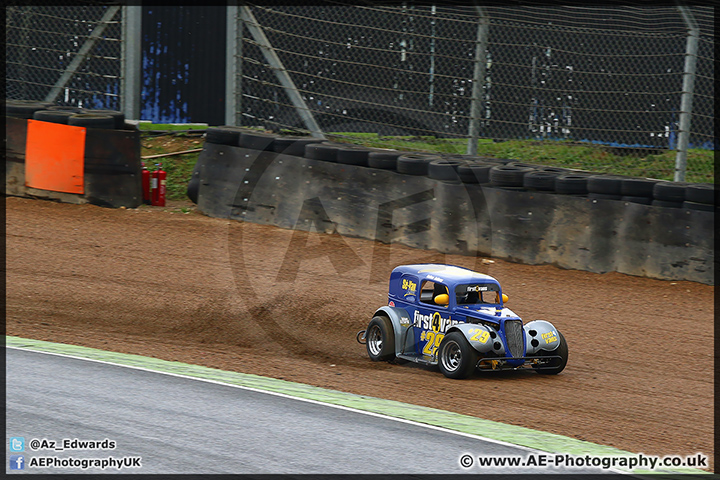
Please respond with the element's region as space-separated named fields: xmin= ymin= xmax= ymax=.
xmin=5 ymin=195 xmax=714 ymax=471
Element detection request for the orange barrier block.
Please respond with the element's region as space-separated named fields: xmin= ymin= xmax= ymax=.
xmin=25 ymin=120 xmax=86 ymax=194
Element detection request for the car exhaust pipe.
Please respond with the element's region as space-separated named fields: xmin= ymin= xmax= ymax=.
xmin=356 ymin=330 xmax=366 ymax=344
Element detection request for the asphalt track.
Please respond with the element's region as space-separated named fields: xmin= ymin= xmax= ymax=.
xmin=5 ymin=341 xmax=618 ymax=475
xmin=7 ymin=337 xmax=708 ymax=475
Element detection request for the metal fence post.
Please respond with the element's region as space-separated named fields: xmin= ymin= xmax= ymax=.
xmin=467 ymin=6 xmax=490 ymax=155
xmin=674 ymin=5 xmax=699 ymax=182
xmin=240 ymin=6 xmax=324 ymax=138
xmin=225 ymin=4 xmax=241 ymax=126
xmin=121 ymin=5 xmax=142 ymax=120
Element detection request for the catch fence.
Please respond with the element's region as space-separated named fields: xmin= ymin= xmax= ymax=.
xmin=5 ymin=3 xmax=715 ymax=180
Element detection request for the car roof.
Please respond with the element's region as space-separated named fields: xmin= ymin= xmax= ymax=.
xmin=392 ymin=264 xmax=499 ymax=286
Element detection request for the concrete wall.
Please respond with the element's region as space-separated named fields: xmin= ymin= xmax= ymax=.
xmin=195 ymin=143 xmax=714 ymax=285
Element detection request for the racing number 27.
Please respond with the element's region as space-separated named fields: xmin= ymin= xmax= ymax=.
xmin=421 ymin=331 xmax=444 ymax=356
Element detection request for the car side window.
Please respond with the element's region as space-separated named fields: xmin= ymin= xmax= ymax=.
xmin=419 ymin=280 xmax=449 ymax=307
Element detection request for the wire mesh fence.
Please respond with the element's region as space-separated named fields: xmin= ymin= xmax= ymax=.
xmin=5 ymin=4 xmax=123 ymax=109
xmin=4 ymin=4 xmax=714 ymax=181
xmin=234 ymin=3 xmax=714 ymax=180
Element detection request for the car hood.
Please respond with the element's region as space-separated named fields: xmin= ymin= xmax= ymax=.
xmin=461 ymin=306 xmax=522 ymax=322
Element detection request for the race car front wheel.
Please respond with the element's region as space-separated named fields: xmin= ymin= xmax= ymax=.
xmin=366 ymin=316 xmax=396 ymax=362
xmin=438 ymin=332 xmax=478 ymax=379
xmin=533 ymin=331 xmax=568 ymax=375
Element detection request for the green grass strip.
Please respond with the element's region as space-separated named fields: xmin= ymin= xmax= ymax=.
xmin=137 ymin=122 xmax=209 ymax=131
xmin=5 ymin=336 xmax=710 ymax=476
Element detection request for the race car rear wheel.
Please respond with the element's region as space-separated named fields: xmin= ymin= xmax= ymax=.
xmin=438 ymin=331 xmax=478 ymax=379
xmin=366 ymin=316 xmax=395 ymax=362
xmin=533 ymin=331 xmax=568 ymax=375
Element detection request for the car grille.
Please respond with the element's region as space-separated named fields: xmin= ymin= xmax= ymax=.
xmin=504 ymin=320 xmax=524 ymax=357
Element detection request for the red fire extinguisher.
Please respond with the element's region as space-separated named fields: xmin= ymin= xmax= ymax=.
xmin=151 ymin=163 xmax=166 ymax=206
xmin=141 ymin=162 xmax=151 ymax=204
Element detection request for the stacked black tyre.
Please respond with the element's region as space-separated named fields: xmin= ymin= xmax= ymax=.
xmin=620 ymin=177 xmax=659 ymax=205
xmin=427 ymin=159 xmax=466 ymax=181
xmin=683 ymin=184 xmax=716 ymax=212
xmin=554 ymin=173 xmax=593 ymax=196
xmin=488 ymin=165 xmax=534 ymax=189
xmin=457 ymin=163 xmax=494 ymax=184
xmin=586 ymin=175 xmax=624 ymax=200
xmin=367 ymin=150 xmax=407 ymax=170
xmin=13 ymin=101 xmax=128 ymax=130
xmin=396 ymin=153 xmax=442 ymax=175
xmin=618 ymin=177 xmax=714 ymax=211
xmin=449 ymin=157 xmax=520 ymax=185
xmin=204 ymin=126 xmax=249 ymax=146
xmin=522 ymin=167 xmax=569 ymax=192
xmin=272 ymin=135 xmax=322 ymax=156
xmin=305 ymin=142 xmax=345 ymax=162
xmin=651 ymin=181 xmax=693 ymax=209
xmin=336 ymin=145 xmax=375 ymax=166
xmin=5 ymin=99 xmax=53 ymax=119
xmin=240 ymin=131 xmax=276 ymax=151
xmin=683 ymin=183 xmax=718 ymax=212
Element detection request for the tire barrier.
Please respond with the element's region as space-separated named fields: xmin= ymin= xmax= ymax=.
xmin=489 ymin=165 xmax=535 ymax=187
xmin=396 ymin=153 xmax=442 ymax=175
xmin=427 ymin=159 xmax=466 ymax=182
xmin=336 ymin=145 xmax=373 ymax=166
xmin=68 ymin=114 xmax=116 ymax=130
xmin=5 ymin=110 xmax=142 ymax=208
xmin=653 ymin=181 xmax=688 ymax=203
xmin=305 ymin=142 xmax=343 ymax=162
xmin=191 ymin=139 xmax=714 ymax=285
xmin=587 ymin=175 xmax=624 ymax=196
xmin=33 ymin=110 xmax=76 ymax=124
xmin=682 ymin=201 xmax=714 ymax=212
xmin=4 ymin=100 xmax=53 ymax=119
xmin=523 ymin=170 xmax=561 ymax=191
xmin=621 ymin=177 xmax=659 ymax=197
xmin=367 ymin=150 xmax=407 ymax=170
xmin=621 ymin=195 xmax=653 ymax=205
xmin=239 ymin=131 xmax=276 ymax=151
xmin=271 ymin=135 xmax=322 ymax=156
xmin=457 ymin=163 xmax=494 ymax=184
xmin=83 ymin=109 xmax=126 ymax=129
xmin=685 ymin=183 xmax=715 ymax=205
xmin=46 ymin=105 xmax=84 ymax=113
xmin=508 ymin=161 xmax=544 ymax=169
xmin=555 ymin=173 xmax=592 ymax=195
xmin=205 ymin=125 xmax=246 ymax=146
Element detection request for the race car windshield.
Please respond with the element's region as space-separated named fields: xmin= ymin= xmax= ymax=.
xmin=455 ymin=283 xmax=500 ymax=305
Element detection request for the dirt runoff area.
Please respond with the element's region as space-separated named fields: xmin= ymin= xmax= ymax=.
xmin=5 ymin=196 xmax=714 ymax=471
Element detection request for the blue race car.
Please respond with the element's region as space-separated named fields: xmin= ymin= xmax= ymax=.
xmin=358 ymin=264 xmax=568 ymax=379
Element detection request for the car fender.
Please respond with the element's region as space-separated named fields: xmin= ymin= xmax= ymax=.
xmin=524 ymin=320 xmax=561 ymax=354
xmin=446 ymin=323 xmax=495 ymax=354
xmin=373 ymin=306 xmax=413 ymax=354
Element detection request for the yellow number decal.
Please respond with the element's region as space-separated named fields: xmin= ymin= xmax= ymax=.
xmin=422 ymin=331 xmax=435 ymax=355
xmin=422 ymin=332 xmax=445 ymax=356
xmin=434 ymin=333 xmax=444 ymax=354
xmin=469 ymin=328 xmax=490 ymax=344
